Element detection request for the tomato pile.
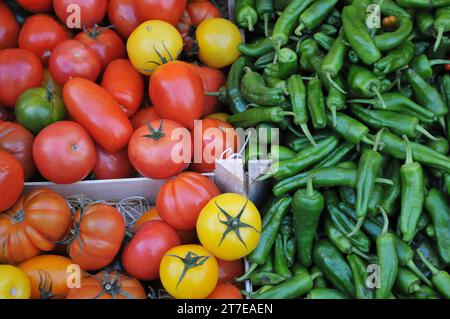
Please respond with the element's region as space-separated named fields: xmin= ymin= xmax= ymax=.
xmin=0 ymin=0 xmax=259 ymax=300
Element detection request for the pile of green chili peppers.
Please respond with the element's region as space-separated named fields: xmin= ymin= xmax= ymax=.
xmin=228 ymin=0 xmax=450 ymax=300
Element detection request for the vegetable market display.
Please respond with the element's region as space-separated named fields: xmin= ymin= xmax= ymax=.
xmin=0 ymin=0 xmax=449 ymax=301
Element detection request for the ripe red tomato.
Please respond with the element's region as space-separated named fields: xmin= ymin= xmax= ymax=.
xmin=186 ymin=1 xmax=221 ymax=26
xmin=0 ymin=1 xmax=20 ymax=50
xmin=0 ymin=49 xmax=43 ymax=108
xmin=93 ymin=144 xmax=134 ymax=180
xmin=0 ymin=150 xmax=24 ymax=212
xmin=128 ymin=119 xmax=191 ymax=180
xmin=101 ymin=59 xmax=144 ymax=117
xmin=19 ymin=14 xmax=69 ymax=65
xmin=130 ymin=106 xmax=161 ymax=130
xmin=217 ymin=258 xmax=244 ymax=284
xmin=156 ymin=172 xmax=221 ymax=230
xmin=68 ymin=204 xmax=125 ymax=271
xmin=207 ymin=283 xmax=243 ymax=299
xmin=0 ymin=121 xmax=35 ymax=181
xmin=53 ymin=0 xmax=108 ymax=28
xmin=122 ymin=220 xmax=180 ymax=281
xmin=191 ymin=119 xmax=238 ymax=173
xmin=108 ymin=0 xmax=140 ymax=40
xmin=75 ymin=26 xmax=126 ymax=71
xmin=63 ymin=77 xmax=133 ymax=152
xmin=191 ymin=64 xmax=226 ymax=117
xmin=49 ymin=39 xmax=101 ymax=85
xmin=32 ymin=121 xmax=96 ymax=184
xmin=150 ymin=61 xmax=204 ymax=129
xmin=136 ymin=0 xmax=187 ymax=26
xmin=17 ymin=0 xmax=53 ymax=12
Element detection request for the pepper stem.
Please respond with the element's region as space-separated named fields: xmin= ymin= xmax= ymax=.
xmin=406 ymin=259 xmax=433 ymax=287
xmin=263 ymin=13 xmax=270 ymax=37
xmin=299 ymin=123 xmax=317 ymax=146
xmin=375 ymin=178 xmax=394 ymax=185
xmin=347 ymin=218 xmax=363 ymax=238
xmin=306 ymin=174 xmax=314 ymax=197
xmin=438 ymin=116 xmax=446 ymax=131
xmin=246 ymin=15 xmax=254 ymax=32
xmin=372 ymin=86 xmax=387 ymax=109
xmin=347 ymin=99 xmax=376 ymax=105
xmin=372 ymin=128 xmax=385 ymax=152
xmin=310 ymin=272 xmax=322 ymax=281
xmin=415 ymin=125 xmax=438 ymax=141
xmin=325 ymin=72 xmax=347 ymax=94
xmin=352 ymin=248 xmax=372 ymax=261
xmin=235 ymin=263 xmax=258 ymax=282
xmin=329 ymin=105 xmax=337 ymax=127
xmin=287 ymin=125 xmax=304 ymax=137
xmin=378 ymin=205 xmax=389 ymax=235
xmin=433 ymin=27 xmax=444 ymax=52
xmin=294 ymin=23 xmax=305 ymax=36
xmin=205 ymin=91 xmax=222 ymax=97
xmin=429 ymin=59 xmax=450 ymax=66
xmin=416 ymin=250 xmax=438 ymax=275
xmin=402 ymin=135 xmax=413 ymax=165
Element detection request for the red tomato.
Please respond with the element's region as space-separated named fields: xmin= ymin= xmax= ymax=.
xmin=63 ymin=77 xmax=133 ymax=152
xmin=136 ymin=0 xmax=187 ymax=26
xmin=122 ymin=220 xmax=180 ymax=281
xmin=191 ymin=119 xmax=238 ymax=173
xmin=32 ymin=121 xmax=96 ymax=184
xmin=19 ymin=14 xmax=69 ymax=65
xmin=0 ymin=121 xmax=35 ymax=181
xmin=49 ymin=39 xmax=101 ymax=85
xmin=53 ymin=0 xmax=108 ymax=28
xmin=150 ymin=61 xmax=204 ymax=130
xmin=156 ymin=172 xmax=221 ymax=230
xmin=17 ymin=0 xmax=53 ymax=12
xmin=207 ymin=283 xmax=243 ymax=299
xmin=0 ymin=150 xmax=24 ymax=212
xmin=130 ymin=107 xmax=161 ymax=130
xmin=101 ymin=59 xmax=144 ymax=117
xmin=0 ymin=49 xmax=43 ymax=108
xmin=75 ymin=26 xmax=126 ymax=71
xmin=191 ymin=64 xmax=226 ymax=117
xmin=93 ymin=144 xmax=134 ymax=180
xmin=0 ymin=1 xmax=20 ymax=50
xmin=128 ymin=119 xmax=191 ymax=179
xmin=108 ymin=0 xmax=140 ymax=40
xmin=217 ymin=259 xmax=244 ymax=284
xmin=186 ymin=1 xmax=221 ymax=26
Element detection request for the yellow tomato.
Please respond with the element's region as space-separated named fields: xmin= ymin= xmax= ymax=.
xmin=127 ymin=20 xmax=183 ymax=75
xmin=160 ymin=244 xmax=219 ymax=299
xmin=0 ymin=265 xmax=31 ymax=299
xmin=196 ymin=18 xmax=243 ymax=69
xmin=197 ymin=193 xmax=261 ymax=261
xmin=206 ymin=112 xmax=231 ymax=122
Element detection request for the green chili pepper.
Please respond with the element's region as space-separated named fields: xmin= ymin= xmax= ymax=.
xmin=238 ymin=38 xmax=274 ymax=58
xmin=396 ymin=0 xmax=450 ymax=8
xmin=327 ymin=111 xmax=371 ymax=145
xmin=416 ymin=10 xmax=434 ymax=36
xmin=373 ymin=0 xmax=411 ymax=17
xmin=374 ymin=16 xmax=413 ymax=51
xmin=288 ymin=133 xmax=330 ymax=152
xmin=411 ymin=54 xmax=450 ymax=79
xmin=318 ymin=23 xmax=338 ymax=36
xmin=228 ymin=106 xmax=292 ymax=128
xmin=321 ymin=30 xmax=348 ymax=94
xmin=312 ymin=142 xmax=355 ymax=169
xmin=241 ymin=68 xmax=285 ymax=106
xmin=347 ymin=254 xmax=374 ymax=299
xmin=292 ymin=175 xmax=324 ymax=267
xmin=375 ymin=207 xmax=399 ymax=299
xmin=342 ymin=5 xmax=381 ymax=65
xmin=258 ymin=252 xmax=274 ymax=272
xmin=336 ymin=162 xmax=356 ymax=206
xmin=348 ymin=65 xmax=386 ymax=109
xmin=433 ymin=6 xmax=450 ymax=51
xmin=415 ymin=240 xmax=443 ymax=277
xmin=307 ymin=288 xmax=347 ymax=299
xmin=255 ymin=51 xmax=276 ymax=69
xmin=235 ymin=0 xmax=258 ymax=31
xmin=424 ymin=189 xmax=450 ymax=265
xmin=255 ymin=0 xmax=274 ymax=37
xmin=414 ymin=285 xmax=440 ymax=299
xmin=374 ymin=40 xmax=414 ymax=76
xmin=414 ymin=41 xmax=431 ymax=55
xmin=285 ymin=237 xmax=296 ymax=268
xmin=313 ymin=239 xmax=356 ymax=297
xmin=307 ymin=77 xmax=327 ymax=129
xmin=311 ymin=266 xmax=328 ymax=288
xmin=326 ymin=76 xmax=347 ymax=125
xmin=313 ymin=32 xmax=334 ymax=51
xmin=292 ymin=264 xmax=309 ymax=277
xmin=427 ymin=136 xmax=449 ymax=155
xmin=425 ymin=224 xmax=436 ymax=238
xmin=225 ymin=57 xmax=253 ymax=114
xmin=380 ymin=159 xmax=401 ymax=216
xmin=269 ymin=145 xmax=296 ymax=163
xmin=264 ymin=48 xmax=298 ymax=80
xmin=274 ymin=0 xmax=290 ymax=11
xmin=417 ymin=250 xmax=450 ymax=298
xmin=274 ymin=234 xmax=292 ymax=278
xmin=295 ymin=0 xmax=339 ymax=35
xmin=250 ymin=271 xmax=286 ymax=286
xmin=394 ymin=268 xmax=422 ymax=295
xmin=325 ymin=7 xmax=341 ymax=26
xmin=348 ymin=50 xmax=360 ymax=64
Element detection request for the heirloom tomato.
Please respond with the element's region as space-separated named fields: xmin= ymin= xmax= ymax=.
xmin=127 ymin=20 xmax=183 ymax=75
xmin=108 ymin=0 xmax=140 ymax=39
xmin=130 ymin=107 xmax=161 ymax=130
xmin=54 ymin=0 xmax=107 ymax=27
xmin=207 ymin=283 xmax=243 ymax=299
xmin=0 ymin=150 xmax=24 ymax=212
xmin=41 ymin=68 xmax=62 ymax=96
xmin=93 ymin=144 xmax=134 ymax=180
xmin=67 ymin=204 xmax=125 ymax=271
xmin=0 ymin=49 xmax=43 ymax=108
xmin=186 ymin=1 xmax=221 ymax=26
xmin=160 ymin=244 xmax=219 ymax=299
xmin=136 ymin=0 xmax=187 ymax=26
xmin=197 ymin=193 xmax=261 ymax=261
xmin=0 ymin=265 xmax=31 ymax=299
xmin=191 ymin=64 xmax=226 ymax=117
xmin=0 ymin=1 xmax=20 ymax=50
xmin=32 ymin=121 xmax=96 ymax=184
xmin=0 ymin=188 xmax=72 ymax=264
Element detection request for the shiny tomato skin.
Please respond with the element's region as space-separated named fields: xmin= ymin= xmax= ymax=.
xmin=49 ymin=39 xmax=101 ymax=85
xmin=130 ymin=106 xmax=161 ymax=130
xmin=207 ymin=283 xmax=243 ymax=299
xmin=93 ymin=144 xmax=134 ymax=180
xmin=53 ymin=0 xmax=108 ymax=28
xmin=101 ymin=59 xmax=144 ymax=117
xmin=19 ymin=14 xmax=69 ymax=65
xmin=217 ymin=258 xmax=244 ymax=284
xmin=186 ymin=1 xmax=221 ymax=26
xmin=0 ymin=49 xmax=43 ymax=108
xmin=128 ymin=119 xmax=191 ymax=180
xmin=0 ymin=150 xmax=24 ymax=212
xmin=32 ymin=121 xmax=96 ymax=184
xmin=122 ymin=220 xmax=180 ymax=281
xmin=191 ymin=64 xmax=226 ymax=117
xmin=17 ymin=0 xmax=53 ymax=12
xmin=75 ymin=26 xmax=126 ymax=71
xmin=108 ymin=0 xmax=140 ymax=40
xmin=136 ymin=0 xmax=187 ymax=26
xmin=0 ymin=121 xmax=35 ymax=181
xmin=0 ymin=1 xmax=20 ymax=50
xmin=156 ymin=172 xmax=221 ymax=230
xmin=63 ymin=77 xmax=133 ymax=152
xmin=150 ymin=61 xmax=204 ymax=130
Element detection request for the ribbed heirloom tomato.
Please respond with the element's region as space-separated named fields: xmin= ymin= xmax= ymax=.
xmin=67 ymin=204 xmax=125 ymax=271
xmin=108 ymin=0 xmax=140 ymax=39
xmin=156 ymin=172 xmax=221 ymax=230
xmin=32 ymin=121 xmax=96 ymax=184
xmin=0 ymin=188 xmax=72 ymax=264
xmin=0 ymin=150 xmax=24 ymax=212
xmin=93 ymin=144 xmax=134 ymax=180
xmin=53 ymin=0 xmax=107 ymax=27
xmin=0 ymin=1 xmax=20 ymax=50
xmin=0 ymin=265 xmax=31 ymax=299
xmin=136 ymin=0 xmax=187 ymax=26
